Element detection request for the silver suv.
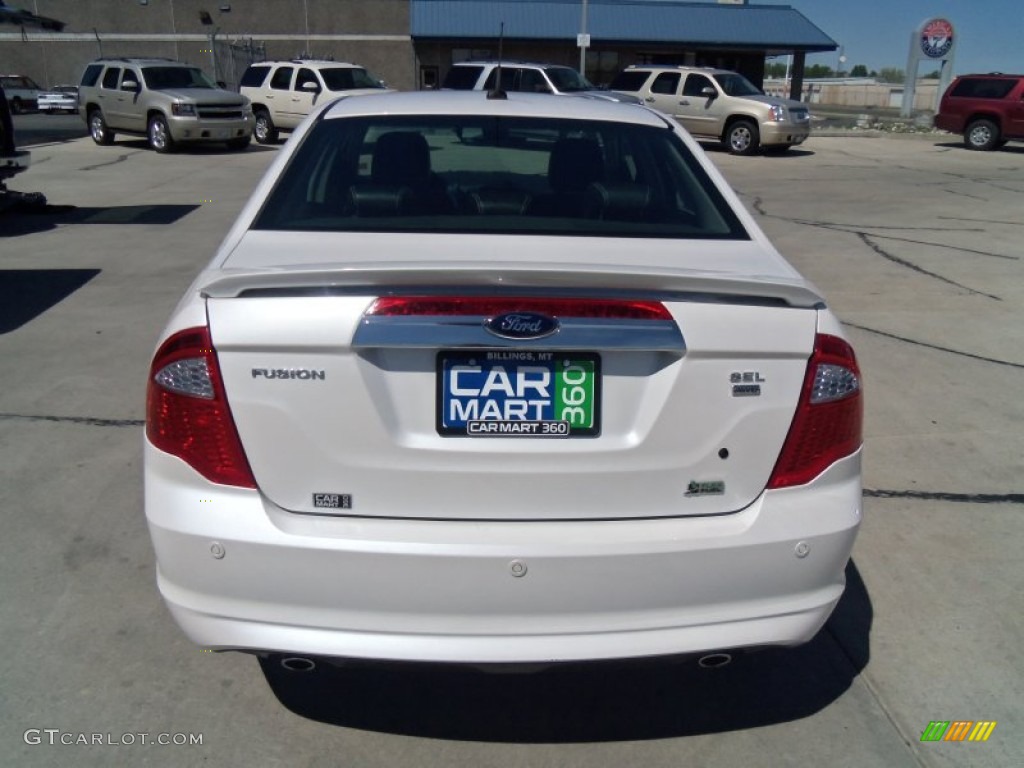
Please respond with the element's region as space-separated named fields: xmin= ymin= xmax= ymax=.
xmin=78 ymin=58 xmax=254 ymax=153
xmin=610 ymin=65 xmax=810 ymax=154
xmin=442 ymin=61 xmax=641 ymax=104
xmin=239 ymin=60 xmax=389 ymax=144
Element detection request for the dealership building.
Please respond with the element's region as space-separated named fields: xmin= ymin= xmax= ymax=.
xmin=2 ymin=1 xmax=835 ymax=97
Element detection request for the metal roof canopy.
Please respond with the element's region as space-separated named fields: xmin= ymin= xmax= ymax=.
xmin=410 ymin=0 xmax=837 ymax=53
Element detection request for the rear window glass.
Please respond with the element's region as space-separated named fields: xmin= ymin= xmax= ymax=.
xmin=949 ymin=78 xmax=1016 ymax=100
xmin=442 ymin=66 xmax=484 ymax=90
xmin=240 ymin=65 xmax=270 ymax=88
xmin=608 ymin=71 xmax=650 ymax=93
xmin=81 ymin=64 xmax=104 ymax=87
xmin=253 ymin=115 xmax=747 ymax=241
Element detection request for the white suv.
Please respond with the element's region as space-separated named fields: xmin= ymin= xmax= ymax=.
xmin=239 ymin=60 xmax=389 ymax=144
xmin=610 ymin=65 xmax=811 ymax=154
xmin=442 ymin=61 xmax=641 ymax=104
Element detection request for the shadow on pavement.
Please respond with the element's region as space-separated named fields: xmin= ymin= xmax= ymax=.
xmin=259 ymin=560 xmax=871 ymax=742
xmin=701 ymin=144 xmax=815 ymax=158
xmin=932 ymin=140 xmax=1024 ymax=154
xmin=0 ymin=203 xmax=200 ymax=236
xmin=113 ymin=138 xmax=279 ymax=155
xmin=0 ymin=268 xmax=101 ymax=333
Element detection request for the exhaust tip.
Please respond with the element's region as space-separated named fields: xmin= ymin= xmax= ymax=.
xmin=697 ymin=653 xmax=733 ymax=669
xmin=280 ymin=656 xmax=317 ymax=673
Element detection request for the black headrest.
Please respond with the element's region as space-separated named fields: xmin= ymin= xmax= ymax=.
xmin=372 ymin=132 xmax=431 ymax=185
xmin=548 ymin=137 xmax=604 ymax=194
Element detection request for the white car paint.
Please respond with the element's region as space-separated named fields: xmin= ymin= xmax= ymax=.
xmin=144 ymin=91 xmax=862 ymax=666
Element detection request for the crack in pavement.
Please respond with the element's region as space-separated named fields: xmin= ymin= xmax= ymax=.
xmin=854 ymin=233 xmax=1001 ymax=299
xmin=865 ymin=489 xmax=1023 ymax=504
xmin=0 ymin=412 xmax=144 ymax=428
xmin=749 ymin=197 xmax=1005 ymax=299
xmin=845 ymin=322 xmax=1024 ymax=368
xmin=865 ymin=232 xmax=1017 ymax=261
xmin=940 ymin=215 xmax=1024 ymax=228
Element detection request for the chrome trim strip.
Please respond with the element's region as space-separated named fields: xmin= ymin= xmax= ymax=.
xmin=352 ymin=316 xmax=685 ymax=352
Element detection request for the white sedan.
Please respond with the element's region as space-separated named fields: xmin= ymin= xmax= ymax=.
xmin=36 ymin=84 xmax=78 ymax=113
xmin=144 ymin=91 xmax=862 ymax=670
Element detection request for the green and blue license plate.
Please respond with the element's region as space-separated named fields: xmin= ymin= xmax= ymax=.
xmin=437 ymin=350 xmax=600 ymax=437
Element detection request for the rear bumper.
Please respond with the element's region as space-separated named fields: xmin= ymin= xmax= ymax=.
xmin=145 ymin=441 xmax=861 ymax=664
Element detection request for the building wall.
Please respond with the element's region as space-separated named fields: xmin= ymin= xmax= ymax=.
xmin=764 ymin=78 xmax=942 ymax=111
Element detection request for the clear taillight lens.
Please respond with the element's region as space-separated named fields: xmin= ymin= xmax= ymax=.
xmin=767 ymin=334 xmax=862 ymax=489
xmin=146 ymin=327 xmax=256 ymax=488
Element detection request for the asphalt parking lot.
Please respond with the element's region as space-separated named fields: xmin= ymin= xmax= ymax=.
xmin=1 ymin=130 xmax=1021 ymax=767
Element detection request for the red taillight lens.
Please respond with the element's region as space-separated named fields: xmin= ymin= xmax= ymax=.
xmin=366 ymin=296 xmax=672 ymax=320
xmin=767 ymin=334 xmax=862 ymax=489
xmin=146 ymin=327 xmax=256 ymax=488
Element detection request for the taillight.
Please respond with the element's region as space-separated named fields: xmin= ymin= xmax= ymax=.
xmin=767 ymin=334 xmax=862 ymax=489
xmin=146 ymin=326 xmax=256 ymax=488
xmin=366 ymin=296 xmax=673 ymax=320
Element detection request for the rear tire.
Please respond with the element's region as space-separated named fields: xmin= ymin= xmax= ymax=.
xmin=11 ymin=97 xmax=24 ymax=114
xmin=253 ymin=109 xmax=278 ymax=144
xmin=88 ymin=109 xmax=114 ymax=145
xmin=964 ymin=119 xmax=999 ymax=151
xmin=147 ymin=114 xmax=175 ymax=153
xmin=725 ymin=119 xmax=759 ymax=156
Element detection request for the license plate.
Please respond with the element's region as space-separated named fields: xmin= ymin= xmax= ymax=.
xmin=437 ymin=350 xmax=600 ymax=437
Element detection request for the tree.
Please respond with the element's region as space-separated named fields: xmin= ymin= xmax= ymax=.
xmin=922 ymin=69 xmax=941 ymax=79
xmin=849 ymin=64 xmax=868 ymax=78
xmin=764 ymin=62 xmax=787 ymax=78
xmin=878 ymin=67 xmax=905 ymax=83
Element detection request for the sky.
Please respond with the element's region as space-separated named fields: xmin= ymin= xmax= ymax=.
xmin=773 ymin=1 xmax=1019 ymax=76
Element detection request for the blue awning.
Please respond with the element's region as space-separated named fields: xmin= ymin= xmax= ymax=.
xmin=411 ymin=1 xmax=836 ymax=52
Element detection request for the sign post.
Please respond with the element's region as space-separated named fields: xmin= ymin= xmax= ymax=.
xmin=578 ymin=0 xmax=590 ymax=75
xmin=901 ymin=18 xmax=956 ymax=118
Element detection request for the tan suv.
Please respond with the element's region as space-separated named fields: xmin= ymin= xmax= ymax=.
xmin=78 ymin=58 xmax=253 ymax=153
xmin=239 ymin=60 xmax=389 ymax=144
xmin=610 ymin=65 xmax=811 ymax=154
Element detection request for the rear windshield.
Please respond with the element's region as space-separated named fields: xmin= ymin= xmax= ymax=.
xmin=321 ymin=67 xmax=385 ymax=91
xmin=142 ymin=66 xmax=217 ymax=90
xmin=441 ymin=66 xmax=484 ymax=90
xmin=253 ymin=115 xmax=747 ymax=240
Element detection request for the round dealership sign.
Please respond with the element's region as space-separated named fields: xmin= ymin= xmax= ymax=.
xmin=920 ymin=18 xmax=954 ymax=58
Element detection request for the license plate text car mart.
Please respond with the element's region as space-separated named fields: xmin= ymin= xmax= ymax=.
xmin=437 ymin=350 xmax=600 ymax=437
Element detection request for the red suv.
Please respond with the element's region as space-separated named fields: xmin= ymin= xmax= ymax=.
xmin=935 ymin=74 xmax=1024 ymax=151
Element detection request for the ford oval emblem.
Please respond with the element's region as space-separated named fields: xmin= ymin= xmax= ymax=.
xmin=484 ymin=311 xmax=560 ymax=340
